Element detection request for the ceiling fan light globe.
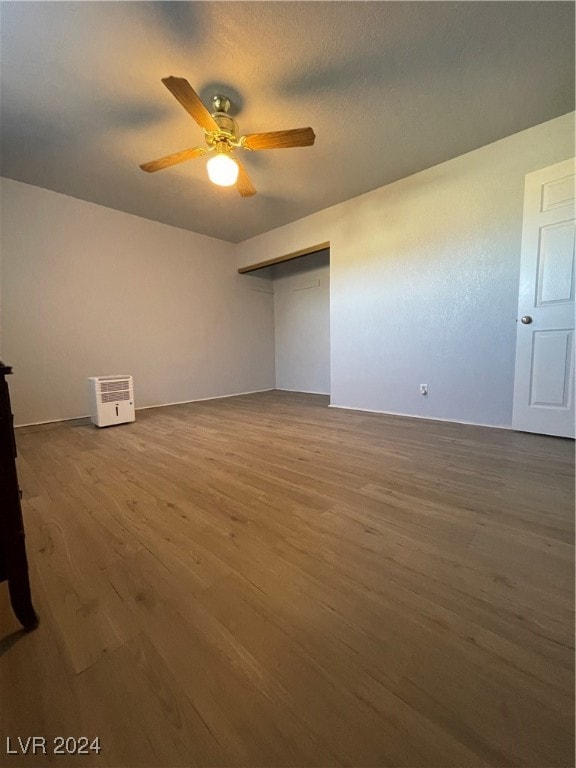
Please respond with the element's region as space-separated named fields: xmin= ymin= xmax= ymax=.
xmin=207 ymin=154 xmax=239 ymax=187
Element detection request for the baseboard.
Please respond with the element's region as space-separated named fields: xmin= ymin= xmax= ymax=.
xmin=138 ymin=388 xmax=275 ymax=411
xmin=14 ymin=388 xmax=275 ymax=428
xmin=15 ymin=416 xmax=92 ymax=429
xmin=16 ymin=391 xmax=512 ymax=432
xmin=328 ymin=403 xmax=513 ymax=431
xmin=275 ymin=388 xmax=330 ymax=396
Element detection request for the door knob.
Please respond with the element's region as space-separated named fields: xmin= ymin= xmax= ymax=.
xmin=520 ymin=315 xmax=533 ymax=324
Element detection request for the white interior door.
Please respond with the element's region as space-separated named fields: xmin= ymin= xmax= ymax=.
xmin=512 ymin=158 xmax=575 ymax=438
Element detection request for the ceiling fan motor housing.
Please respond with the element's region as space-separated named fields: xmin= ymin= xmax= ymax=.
xmin=210 ymin=112 xmax=238 ymax=140
xmin=207 ymin=94 xmax=238 ymax=141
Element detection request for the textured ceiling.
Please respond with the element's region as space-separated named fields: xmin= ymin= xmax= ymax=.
xmin=1 ymin=1 xmax=574 ymax=243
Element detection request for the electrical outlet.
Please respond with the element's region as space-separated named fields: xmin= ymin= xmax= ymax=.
xmin=420 ymin=384 xmax=428 ymax=396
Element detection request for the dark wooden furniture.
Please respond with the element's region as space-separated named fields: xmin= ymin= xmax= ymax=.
xmin=0 ymin=362 xmax=38 ymax=630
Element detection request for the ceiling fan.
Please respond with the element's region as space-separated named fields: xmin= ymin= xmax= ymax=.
xmin=140 ymin=77 xmax=316 ymax=197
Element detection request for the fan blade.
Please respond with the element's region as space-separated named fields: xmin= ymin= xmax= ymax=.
xmin=236 ymin=160 xmax=256 ymax=197
xmin=161 ymin=76 xmax=219 ymax=133
xmin=140 ymin=146 xmax=206 ymax=173
xmin=241 ymin=127 xmax=315 ymax=151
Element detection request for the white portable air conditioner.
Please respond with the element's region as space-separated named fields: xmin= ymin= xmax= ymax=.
xmin=88 ymin=375 xmax=135 ymax=427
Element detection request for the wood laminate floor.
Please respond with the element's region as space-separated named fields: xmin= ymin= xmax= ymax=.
xmin=1 ymin=391 xmax=574 ymax=768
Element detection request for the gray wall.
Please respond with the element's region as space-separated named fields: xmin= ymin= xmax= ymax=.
xmin=237 ymin=113 xmax=575 ymax=428
xmin=0 ymin=179 xmax=275 ymax=425
xmin=271 ymin=250 xmax=330 ymax=394
xmin=3 ymin=113 xmax=574 ymax=429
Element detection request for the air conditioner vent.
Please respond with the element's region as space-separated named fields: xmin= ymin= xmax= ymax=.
xmin=100 ymin=379 xmax=130 ymax=394
xmin=100 ymin=390 xmax=131 ymax=403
